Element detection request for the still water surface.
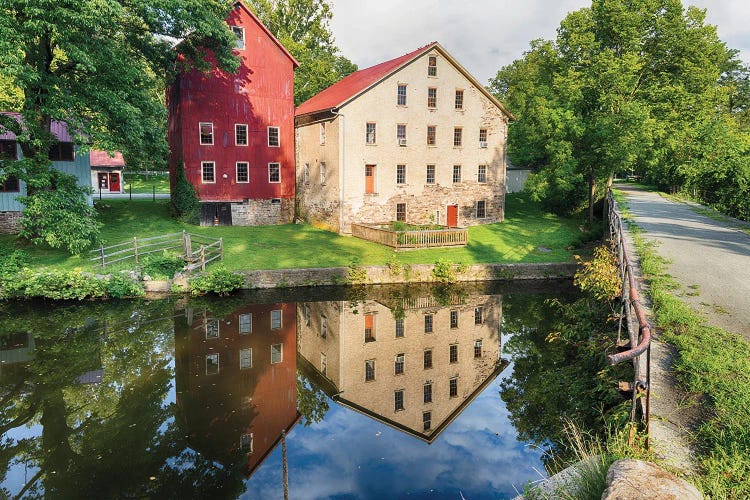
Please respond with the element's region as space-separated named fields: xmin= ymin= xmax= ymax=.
xmin=0 ymin=281 xmax=576 ymax=499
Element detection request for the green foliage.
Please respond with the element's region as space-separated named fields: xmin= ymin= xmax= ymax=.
xmin=171 ymin=164 xmax=200 ymax=224
xmin=188 ymin=266 xmax=245 ymax=296
xmin=385 ymin=254 xmax=402 ymax=276
xmin=431 ymin=259 xmax=465 ymax=284
xmin=0 ymin=245 xmax=28 ymax=279
xmin=345 ymin=259 xmax=367 ymax=284
xmin=17 ymin=271 xmax=107 ymax=300
xmin=105 ymin=273 xmax=145 ymax=299
xmin=19 ymin=173 xmax=102 ymax=254
xmin=141 ymin=252 xmax=185 ymax=279
xmin=574 ymin=245 xmax=622 ymax=302
xmin=296 ymin=371 xmax=329 ymax=426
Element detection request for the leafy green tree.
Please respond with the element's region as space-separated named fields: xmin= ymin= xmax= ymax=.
xmin=247 ymin=0 xmax=357 ymax=105
xmin=0 ymin=0 xmax=239 ymax=251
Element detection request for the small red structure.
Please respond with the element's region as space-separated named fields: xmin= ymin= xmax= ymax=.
xmin=167 ymin=1 xmax=299 ymax=226
xmin=90 ymin=150 xmax=125 ymax=193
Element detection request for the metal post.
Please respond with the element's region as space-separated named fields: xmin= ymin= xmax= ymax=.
xmin=129 ymin=183 xmax=132 ymax=200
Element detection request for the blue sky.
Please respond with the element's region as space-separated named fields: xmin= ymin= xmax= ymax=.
xmin=329 ymin=0 xmax=750 ymax=84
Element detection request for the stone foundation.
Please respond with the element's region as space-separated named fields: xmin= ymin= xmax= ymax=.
xmin=230 ymin=198 xmax=294 ymax=226
xmin=0 ymin=211 xmax=22 ymax=234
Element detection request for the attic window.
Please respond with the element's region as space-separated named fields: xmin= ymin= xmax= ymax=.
xmin=428 ymin=55 xmax=437 ymax=77
xmin=232 ymin=26 xmax=245 ymax=50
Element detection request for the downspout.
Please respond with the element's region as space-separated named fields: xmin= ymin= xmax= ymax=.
xmin=331 ymin=108 xmax=345 ymax=233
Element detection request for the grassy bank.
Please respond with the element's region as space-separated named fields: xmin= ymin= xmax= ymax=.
xmin=0 ymin=192 xmax=590 ymax=273
xmin=615 ymin=190 xmax=750 ymax=498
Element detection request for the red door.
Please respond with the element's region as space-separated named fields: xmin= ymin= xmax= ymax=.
xmin=447 ymin=205 xmax=458 ymax=227
xmin=109 ymin=173 xmax=121 ymax=192
xmin=365 ymin=165 xmax=375 ymax=194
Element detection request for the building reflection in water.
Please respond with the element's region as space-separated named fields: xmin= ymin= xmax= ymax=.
xmin=297 ymin=290 xmax=507 ymax=442
xmin=174 ymin=302 xmax=300 ymax=477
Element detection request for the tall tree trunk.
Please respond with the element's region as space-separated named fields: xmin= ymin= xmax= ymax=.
xmin=588 ymin=166 xmax=596 ymax=224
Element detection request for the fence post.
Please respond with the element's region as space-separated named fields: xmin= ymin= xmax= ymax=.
xmin=219 ymin=237 xmax=223 ymax=261
xmin=152 ymin=185 xmax=155 ymax=201
xmin=100 ymin=244 xmax=105 ymax=271
xmin=129 ymin=183 xmax=132 ymax=200
xmin=134 ymin=237 xmax=139 ymax=266
xmin=200 ymin=245 xmax=206 ymax=271
xmin=183 ymin=231 xmax=193 ymax=260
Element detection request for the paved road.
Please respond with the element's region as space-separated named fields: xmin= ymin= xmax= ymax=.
xmin=618 ymin=184 xmax=750 ymax=341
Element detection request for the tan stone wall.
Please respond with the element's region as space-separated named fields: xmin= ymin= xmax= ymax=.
xmin=230 ymin=198 xmax=293 ymax=226
xmin=335 ymin=48 xmax=509 ymax=232
xmin=295 ymin=115 xmax=341 ymax=231
xmin=0 ymin=211 xmax=22 ymax=234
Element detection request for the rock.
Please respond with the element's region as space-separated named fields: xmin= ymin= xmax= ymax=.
xmin=602 ymin=459 xmax=702 ymax=500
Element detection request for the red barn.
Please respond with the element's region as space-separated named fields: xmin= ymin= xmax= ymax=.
xmin=167 ymin=1 xmax=298 ymax=226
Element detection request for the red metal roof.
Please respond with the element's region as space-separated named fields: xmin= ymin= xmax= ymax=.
xmin=90 ymin=150 xmax=125 ymax=167
xmin=295 ymin=42 xmax=438 ymax=116
xmin=233 ymin=1 xmax=299 ymax=68
xmin=0 ymin=112 xmax=74 ymax=142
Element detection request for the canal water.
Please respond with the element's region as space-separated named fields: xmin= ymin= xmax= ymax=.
xmin=0 ymin=281 xmax=577 ymax=499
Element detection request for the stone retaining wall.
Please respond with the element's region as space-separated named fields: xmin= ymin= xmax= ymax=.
xmin=0 ymin=211 xmax=21 ymax=234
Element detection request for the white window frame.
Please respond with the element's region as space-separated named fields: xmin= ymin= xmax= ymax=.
xmin=396 ymin=164 xmax=406 ymax=185
xmin=427 ymin=125 xmax=436 ymax=146
xmin=206 ymin=353 xmax=219 ymax=375
xmin=320 ymin=122 xmax=326 ymax=145
xmin=428 ymin=55 xmax=437 ymax=77
xmin=366 ymin=122 xmax=377 ymax=145
xmin=239 ymin=313 xmax=252 ymax=334
xmin=268 ymin=126 xmax=280 ymax=147
xmin=455 ymin=89 xmax=464 ymax=110
xmin=240 ymin=348 xmax=253 ymax=369
xmin=477 ymin=165 xmax=487 ymax=183
xmin=397 ymin=84 xmax=407 ymax=106
xmin=321 ymin=353 xmax=327 ymax=375
xmin=235 ymin=123 xmax=248 ymax=146
xmin=236 ymin=162 xmax=249 ymax=183
xmin=427 ymin=87 xmax=437 ymax=109
xmin=453 ymin=127 xmax=463 ymax=147
xmin=268 ymin=163 xmax=281 ymax=184
xmin=205 ymin=318 xmax=220 ymax=338
xmin=453 ymin=165 xmax=462 ymax=183
xmin=271 ymin=309 xmax=282 ymax=330
xmin=477 ymin=200 xmax=487 ymax=219
xmin=271 ymin=343 xmax=283 ymax=364
xmin=201 ymin=161 xmax=216 ymax=184
xmin=199 ymin=122 xmax=214 ymax=145
xmin=426 ymin=164 xmax=435 ymax=185
xmin=232 ymin=26 xmax=245 ymax=50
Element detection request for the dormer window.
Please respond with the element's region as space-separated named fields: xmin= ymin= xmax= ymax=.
xmin=428 ymin=55 xmax=437 ymax=77
xmin=232 ymin=26 xmax=245 ymax=50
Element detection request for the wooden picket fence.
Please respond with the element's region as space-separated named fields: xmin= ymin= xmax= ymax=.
xmin=91 ymin=231 xmax=222 ymax=273
xmin=351 ymin=222 xmax=468 ymax=249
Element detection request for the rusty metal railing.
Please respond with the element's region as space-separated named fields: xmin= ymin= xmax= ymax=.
xmin=606 ymin=189 xmax=651 ymax=444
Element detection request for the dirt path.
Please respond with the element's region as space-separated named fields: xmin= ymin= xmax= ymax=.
xmin=617 ymin=184 xmax=750 ymax=341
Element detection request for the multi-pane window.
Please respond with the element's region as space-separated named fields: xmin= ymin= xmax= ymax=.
xmin=427 ymin=87 xmax=437 ymax=108
xmin=365 ymin=359 xmax=375 ymax=381
xmin=48 ymin=142 xmax=74 ymax=161
xmin=240 ymin=433 xmax=253 ymax=453
xmin=426 ymin=165 xmax=435 ymax=184
xmin=396 ymin=164 xmax=406 ymax=185
xmin=364 ymin=313 xmax=375 ymax=342
xmin=239 ymin=313 xmax=252 ymax=334
xmin=397 ymin=84 xmax=407 ymax=105
xmin=202 ymin=162 xmax=215 ymax=183
xmin=423 ymin=411 xmax=432 ymax=431
xmin=271 ymin=344 xmax=283 ymax=364
xmin=450 ymin=310 xmax=459 ymax=329
xmin=235 ymin=124 xmax=248 ymax=145
xmin=236 ymin=162 xmax=249 ymax=183
xmin=453 ymin=127 xmax=462 ymax=147
xmin=479 ymin=128 xmax=488 ymax=146
xmin=424 ymin=349 xmax=433 ymax=369
xmin=268 ymin=126 xmax=280 ymax=147
xmin=396 ymin=203 xmax=406 ymax=222
xmin=206 ymin=319 xmax=219 ymax=339
xmin=449 ymin=344 xmax=458 ymax=363
xmin=206 ymin=353 xmax=219 ymax=375
xmin=240 ymin=348 xmax=252 ymax=369
xmin=424 ymin=314 xmax=433 ymax=333
xmin=477 ymin=165 xmax=487 ymax=183
xmin=232 ymin=26 xmax=245 ymax=49
xmin=0 ymin=176 xmax=19 ymax=192
xmin=271 ymin=309 xmax=282 ymax=330
xmin=320 ymin=122 xmax=326 ymax=145
xmin=397 ymin=124 xmax=407 ymax=144
xmin=366 ymin=122 xmax=377 ymax=144
xmin=321 ymin=353 xmax=327 ymax=376
xmin=395 ymin=353 xmax=405 ymax=375
xmin=427 ymin=126 xmax=436 ymax=145
xmin=268 ymin=163 xmax=281 ymax=183
xmin=449 ymin=377 xmax=458 ymax=398
xmin=477 ymin=200 xmax=487 ymax=218
xmin=395 ymin=318 xmax=404 ymax=338
xmin=423 ymin=383 xmax=433 ymax=403
xmin=321 ymin=315 xmax=327 ymax=338
xmin=395 ymin=390 xmax=404 ymax=411
xmin=474 ymin=339 xmax=483 ymax=358
xmin=428 ymin=55 xmax=437 ymax=76
xmin=0 ymin=140 xmax=17 ymax=160
xmin=199 ymin=122 xmax=213 ymax=145
xmin=320 ymin=162 xmax=327 ymax=184
xmin=455 ymin=89 xmax=464 ymax=109
xmin=453 ymin=165 xmax=462 ymax=183
xmin=475 ymin=306 xmax=484 ymax=324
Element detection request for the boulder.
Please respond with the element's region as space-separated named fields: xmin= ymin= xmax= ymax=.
xmin=602 ymin=459 xmax=702 ymax=500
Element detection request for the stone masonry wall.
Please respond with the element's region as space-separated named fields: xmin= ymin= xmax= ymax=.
xmin=230 ymin=198 xmax=294 ymax=226
xmin=0 ymin=211 xmax=22 ymax=234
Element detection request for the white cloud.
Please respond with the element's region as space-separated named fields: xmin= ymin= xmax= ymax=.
xmin=329 ymin=0 xmax=750 ymax=85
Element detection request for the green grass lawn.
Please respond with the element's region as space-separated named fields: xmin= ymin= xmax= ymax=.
xmin=0 ymin=192 xmax=589 ymax=272
xmin=124 ymin=172 xmax=170 ymax=194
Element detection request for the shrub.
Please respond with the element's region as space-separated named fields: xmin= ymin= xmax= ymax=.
xmin=189 ymin=266 xmax=245 ymax=296
xmin=346 ymin=259 xmax=367 ymax=284
xmin=171 ymin=163 xmax=200 ymax=224
xmin=0 ymin=246 xmax=28 ymax=280
xmin=141 ymin=252 xmax=185 ymax=279
xmin=574 ymin=246 xmax=622 ymax=302
xmin=106 ymin=273 xmax=145 ymax=298
xmin=432 ymin=258 xmax=464 ymax=284
xmin=19 ymin=271 xmax=107 ymax=300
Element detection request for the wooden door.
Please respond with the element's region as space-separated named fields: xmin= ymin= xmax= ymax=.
xmin=109 ymin=172 xmax=121 ymax=192
xmin=447 ymin=205 xmax=458 ymax=227
xmin=365 ymin=165 xmax=375 ymax=194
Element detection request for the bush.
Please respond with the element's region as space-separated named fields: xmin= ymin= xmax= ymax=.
xmin=0 ymin=246 xmax=28 ymax=280
xmin=19 ymin=271 xmax=107 ymax=300
xmin=171 ymin=163 xmax=200 ymax=224
xmin=432 ymin=258 xmax=465 ymax=284
xmin=188 ymin=266 xmax=245 ymax=296
xmin=106 ymin=273 xmax=145 ymax=298
xmin=141 ymin=252 xmax=185 ymax=279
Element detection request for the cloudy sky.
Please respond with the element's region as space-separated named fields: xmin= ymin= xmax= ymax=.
xmin=329 ymin=0 xmax=750 ymax=85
